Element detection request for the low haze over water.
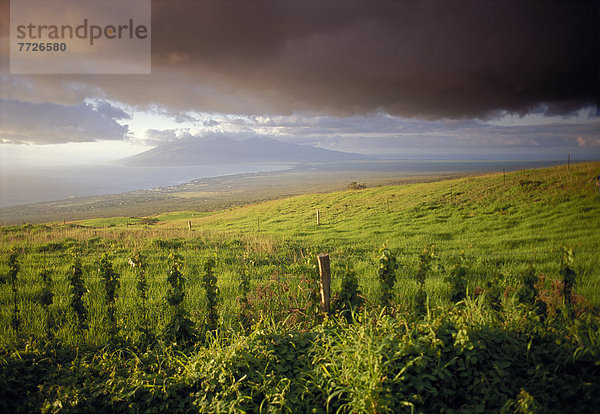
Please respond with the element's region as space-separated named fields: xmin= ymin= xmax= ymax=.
xmin=0 ymin=160 xmax=566 ymax=208
xmin=0 ymin=163 xmax=292 ymax=207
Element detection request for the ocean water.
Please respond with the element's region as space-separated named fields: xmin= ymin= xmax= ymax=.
xmin=0 ymin=159 xmax=568 ymax=208
xmin=0 ymin=163 xmax=293 ymax=207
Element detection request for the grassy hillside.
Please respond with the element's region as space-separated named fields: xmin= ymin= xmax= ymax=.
xmin=2 ymin=162 xmax=599 ymax=308
xmin=0 ymin=160 xmax=557 ymax=225
xmin=179 ymin=162 xmax=598 ymax=250
xmin=153 ymin=161 xmax=600 ymax=303
xmin=1 ymin=162 xmax=599 ymax=413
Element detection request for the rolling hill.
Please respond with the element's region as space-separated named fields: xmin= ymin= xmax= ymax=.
xmin=2 ymin=162 xmax=599 ymax=414
xmin=69 ymin=161 xmax=600 ymax=304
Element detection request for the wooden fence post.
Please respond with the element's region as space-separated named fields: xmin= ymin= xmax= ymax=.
xmin=317 ymin=253 xmax=331 ymax=313
xmin=316 ymin=209 xmax=320 ymax=226
xmin=188 ymin=221 xmax=192 ymax=231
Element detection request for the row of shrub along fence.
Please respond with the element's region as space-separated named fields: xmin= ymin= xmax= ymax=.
xmin=0 ymin=246 xmax=585 ymax=346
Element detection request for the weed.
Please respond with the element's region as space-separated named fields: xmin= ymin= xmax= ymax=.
xmin=414 ymin=245 xmax=438 ymax=316
xmin=237 ymin=258 xmax=253 ymax=331
xmin=446 ymin=251 xmax=468 ymax=303
xmin=129 ymin=252 xmax=153 ymax=344
xmin=8 ymin=248 xmax=20 ymax=334
xmin=38 ymin=269 xmax=55 ymax=337
xmin=560 ymin=246 xmax=576 ymax=308
xmin=99 ymin=254 xmax=120 ymax=339
xmin=164 ymin=253 xmax=196 ymax=344
xmin=504 ymin=389 xmax=541 ymax=413
xmin=517 ymin=267 xmax=547 ymax=318
xmin=69 ymin=254 xmax=88 ymax=332
xmin=202 ymin=258 xmax=220 ymax=334
xmin=347 ymin=181 xmax=367 ymax=190
xmin=378 ymin=246 xmax=399 ymax=308
xmin=332 ymin=264 xmax=364 ymax=322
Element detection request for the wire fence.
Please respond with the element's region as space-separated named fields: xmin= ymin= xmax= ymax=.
xmin=1 ymin=244 xmax=594 ymax=308
xmin=2 ymin=249 xmax=590 ymax=271
xmin=0 ymin=247 xmax=591 ymax=286
xmin=0 ymin=247 xmax=584 ymax=346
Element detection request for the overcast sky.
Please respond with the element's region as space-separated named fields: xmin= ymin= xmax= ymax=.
xmin=1 ymin=0 xmax=599 ymax=166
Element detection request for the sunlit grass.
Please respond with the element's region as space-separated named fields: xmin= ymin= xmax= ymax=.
xmin=1 ymin=162 xmax=599 ymax=348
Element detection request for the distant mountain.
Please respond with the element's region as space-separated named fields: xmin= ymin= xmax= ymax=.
xmin=122 ymin=136 xmax=370 ymax=166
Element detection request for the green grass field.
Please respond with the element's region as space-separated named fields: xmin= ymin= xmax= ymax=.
xmin=1 ymin=162 xmax=599 ymax=412
xmin=2 ymin=162 xmax=599 ymax=341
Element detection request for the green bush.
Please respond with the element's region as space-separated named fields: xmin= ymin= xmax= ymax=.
xmin=164 ymin=253 xmax=197 ymax=344
xmin=69 ymin=255 xmax=88 ymax=332
xmin=1 ymin=285 xmax=599 ymax=413
xmin=99 ymin=254 xmax=120 ymax=339
xmin=332 ymin=264 xmax=364 ymax=321
xmin=202 ymin=258 xmax=220 ymax=334
xmin=378 ymin=247 xmax=399 ymax=308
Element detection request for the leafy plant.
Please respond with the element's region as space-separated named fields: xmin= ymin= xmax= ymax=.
xmin=445 ymin=251 xmax=468 ymax=303
xmin=38 ymin=269 xmax=54 ymax=308
xmin=332 ymin=264 xmax=364 ymax=321
xmin=305 ymin=250 xmax=321 ymax=317
xmin=347 ymin=181 xmax=367 ymax=190
xmin=139 ymin=217 xmax=159 ymax=225
xmin=517 ymin=267 xmax=547 ymax=317
xmin=414 ymin=245 xmax=438 ymax=316
xmin=8 ymin=248 xmax=20 ymax=333
xmin=99 ymin=254 xmax=120 ymax=339
xmin=38 ymin=269 xmax=55 ymax=337
xmin=237 ymin=258 xmax=253 ymax=331
xmin=164 ymin=253 xmax=196 ymax=343
xmin=202 ymin=258 xmax=220 ymax=334
xmin=378 ymin=246 xmax=399 ymax=308
xmin=502 ymin=389 xmax=541 ymax=414
xmin=129 ymin=252 xmax=153 ymax=343
xmin=69 ymin=255 xmax=88 ymax=331
xmin=560 ymin=246 xmax=576 ymax=308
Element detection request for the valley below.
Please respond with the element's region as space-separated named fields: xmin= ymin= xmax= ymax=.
xmin=0 ymin=159 xmax=562 ymax=225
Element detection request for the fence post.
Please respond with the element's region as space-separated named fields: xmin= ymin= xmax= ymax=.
xmin=316 ymin=209 xmax=320 ymax=226
xmin=188 ymin=221 xmax=192 ymax=231
xmin=317 ymin=253 xmax=331 ymax=313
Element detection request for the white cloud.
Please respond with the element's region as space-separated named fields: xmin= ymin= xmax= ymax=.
xmin=0 ymin=99 xmax=129 ymax=144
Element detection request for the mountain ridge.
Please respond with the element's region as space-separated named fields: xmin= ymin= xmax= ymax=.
xmin=122 ymin=135 xmax=370 ymax=167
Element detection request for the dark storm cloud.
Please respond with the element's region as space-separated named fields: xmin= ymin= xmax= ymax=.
xmin=0 ymin=99 xmax=129 ymax=144
xmin=1 ymin=0 xmax=596 ymax=119
xmin=148 ymin=0 xmax=598 ymax=118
